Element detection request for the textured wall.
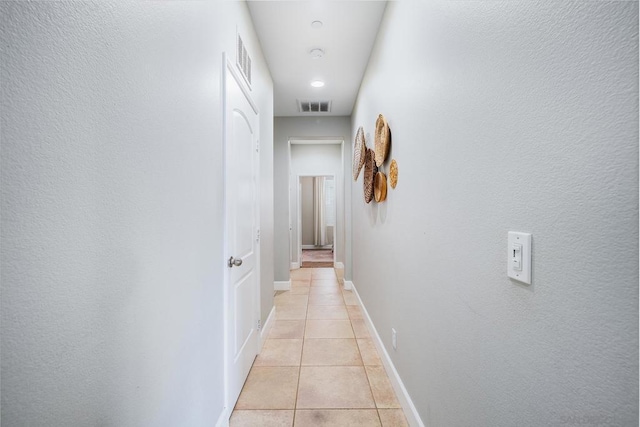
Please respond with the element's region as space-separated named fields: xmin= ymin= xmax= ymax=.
xmin=351 ymin=2 xmax=638 ymax=426
xmin=273 ymin=117 xmax=352 ymax=281
xmin=1 ymin=2 xmax=273 ymax=425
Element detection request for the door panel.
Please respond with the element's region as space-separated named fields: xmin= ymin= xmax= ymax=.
xmin=224 ymin=59 xmax=259 ymax=411
xmin=232 ymin=111 xmax=255 ymax=259
xmin=234 ymin=271 xmax=255 ymax=358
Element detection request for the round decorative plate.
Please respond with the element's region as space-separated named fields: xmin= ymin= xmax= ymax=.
xmin=389 ymin=159 xmax=398 ymax=189
xmin=352 ymin=126 xmax=366 ymax=180
xmin=374 ymin=114 xmax=390 ymax=167
xmin=363 ymin=148 xmax=377 ymax=204
xmin=374 ymin=171 xmax=387 ymax=202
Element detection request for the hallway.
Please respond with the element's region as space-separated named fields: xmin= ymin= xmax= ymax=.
xmin=2 ymin=1 xmax=637 ymax=425
xmin=230 ymin=268 xmax=408 ymax=426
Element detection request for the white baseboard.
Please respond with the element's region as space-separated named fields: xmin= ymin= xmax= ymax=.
xmin=260 ymin=305 xmax=276 ymax=350
xmin=343 ymin=280 xmax=353 ymax=291
xmin=351 ymin=282 xmax=425 ymax=427
xmin=274 ymin=280 xmax=291 ymax=291
xmin=215 ymin=407 xmax=229 ymax=427
xmin=290 ymin=262 xmax=300 ymax=270
xmin=217 ymin=311 xmax=276 ymax=427
xmin=334 ymin=261 xmax=344 ymax=269
xmin=301 ymin=245 xmax=334 ymax=250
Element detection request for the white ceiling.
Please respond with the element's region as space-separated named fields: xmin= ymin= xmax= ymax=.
xmin=247 ymin=1 xmax=387 ymax=117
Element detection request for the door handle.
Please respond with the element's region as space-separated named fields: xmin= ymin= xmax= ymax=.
xmin=228 ymin=256 xmax=243 ymax=268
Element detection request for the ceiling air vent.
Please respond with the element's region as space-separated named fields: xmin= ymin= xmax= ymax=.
xmin=236 ymin=34 xmax=252 ymax=88
xmin=298 ymin=100 xmax=332 ymax=113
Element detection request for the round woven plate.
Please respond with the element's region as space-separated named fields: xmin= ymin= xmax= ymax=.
xmin=389 ymin=159 xmax=398 ymax=189
xmin=374 ymin=114 xmax=390 ymax=167
xmin=374 ymin=171 xmax=387 ymax=202
xmin=352 ymin=126 xmax=366 ymax=180
xmin=363 ymin=148 xmax=377 ymax=204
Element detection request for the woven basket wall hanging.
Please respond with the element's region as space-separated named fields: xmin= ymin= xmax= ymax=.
xmin=363 ymin=148 xmax=377 ymax=204
xmin=374 ymin=171 xmax=387 ymax=202
xmin=374 ymin=114 xmax=391 ymax=167
xmin=389 ymin=159 xmax=398 ymax=189
xmin=352 ymin=126 xmax=366 ymax=180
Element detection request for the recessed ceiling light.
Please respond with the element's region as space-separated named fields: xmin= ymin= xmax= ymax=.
xmin=311 ymin=20 xmax=323 ymax=29
xmin=309 ymin=48 xmax=325 ymax=59
xmin=310 ymin=80 xmax=325 ymax=88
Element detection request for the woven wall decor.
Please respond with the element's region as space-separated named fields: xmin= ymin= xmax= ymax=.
xmin=389 ymin=159 xmax=398 ymax=189
xmin=374 ymin=171 xmax=387 ymax=202
xmin=363 ymin=148 xmax=377 ymax=204
xmin=352 ymin=126 xmax=366 ymax=180
xmin=374 ymin=114 xmax=391 ymax=167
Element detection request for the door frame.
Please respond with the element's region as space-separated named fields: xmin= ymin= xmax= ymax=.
xmin=296 ymin=174 xmax=337 ymax=266
xmin=287 ymin=138 xmax=344 ymax=272
xmin=222 ymin=53 xmax=261 ymax=415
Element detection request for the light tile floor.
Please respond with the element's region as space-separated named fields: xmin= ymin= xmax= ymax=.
xmin=230 ymin=268 xmax=409 ymax=427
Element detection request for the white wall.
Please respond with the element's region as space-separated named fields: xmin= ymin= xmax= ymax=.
xmin=0 ymin=2 xmax=273 ymax=425
xmin=273 ymin=117 xmax=352 ymax=281
xmin=352 ymin=2 xmax=638 ymax=426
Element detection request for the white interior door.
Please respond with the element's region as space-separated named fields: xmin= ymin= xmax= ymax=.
xmin=224 ymin=59 xmax=259 ymax=411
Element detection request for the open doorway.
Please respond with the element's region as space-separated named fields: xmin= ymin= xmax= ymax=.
xmin=287 ymin=138 xmax=344 ymax=277
xmin=299 ymin=175 xmax=336 ymax=268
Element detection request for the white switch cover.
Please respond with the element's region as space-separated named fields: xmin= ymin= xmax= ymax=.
xmin=508 ymin=232 xmax=531 ymax=284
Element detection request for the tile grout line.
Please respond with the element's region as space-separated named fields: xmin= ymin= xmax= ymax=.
xmin=291 ymin=274 xmax=312 ymax=427
xmin=262 ymin=269 xmax=399 ymax=424
xmin=237 ymin=269 xmax=408 ymax=425
xmin=343 ymin=279 xmax=383 ymax=420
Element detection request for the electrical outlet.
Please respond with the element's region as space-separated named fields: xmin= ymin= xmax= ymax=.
xmin=392 ymin=328 xmax=397 ymax=350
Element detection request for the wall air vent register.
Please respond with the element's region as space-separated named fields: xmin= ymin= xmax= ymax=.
xmin=236 ymin=34 xmax=252 ymax=88
xmin=297 ymin=100 xmax=332 ymax=113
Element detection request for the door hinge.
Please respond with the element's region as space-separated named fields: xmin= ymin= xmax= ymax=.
xmin=257 ymin=319 xmax=262 ymax=331
xmin=256 ymin=228 xmax=260 ymax=242
xmin=256 ymin=140 xmax=260 ymax=153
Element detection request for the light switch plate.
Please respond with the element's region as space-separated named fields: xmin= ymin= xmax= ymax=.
xmin=508 ymin=232 xmax=531 ymax=284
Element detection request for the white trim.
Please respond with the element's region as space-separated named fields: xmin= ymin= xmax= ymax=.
xmin=288 ymin=137 xmax=347 ymax=277
xmin=221 ymin=52 xmax=231 ymax=418
xmin=343 ymin=280 xmax=353 ymax=291
xmin=350 ymin=282 xmax=425 ymax=427
xmin=274 ymin=280 xmax=291 ymax=291
xmin=215 ymin=407 xmax=229 ymax=427
xmin=334 ymin=261 xmax=345 ymax=269
xmin=289 ymin=137 xmax=343 ymax=145
xmin=260 ymin=306 xmax=276 ymax=349
xmin=301 ymin=244 xmax=334 ymax=250
xmin=296 ymin=173 xmax=337 ymax=267
xmin=288 ymin=140 xmax=293 ymax=271
xmin=297 ymin=178 xmax=302 ymax=264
